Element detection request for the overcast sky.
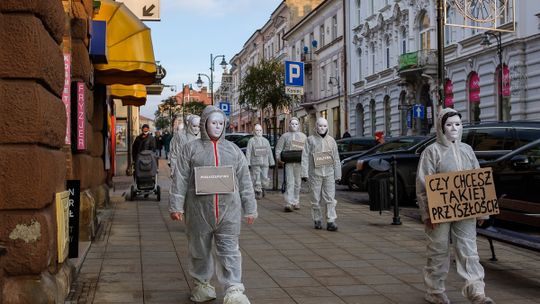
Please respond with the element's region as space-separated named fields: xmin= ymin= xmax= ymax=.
xmin=139 ymin=0 xmax=282 ymax=119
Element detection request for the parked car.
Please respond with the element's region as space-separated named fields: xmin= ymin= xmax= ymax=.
xmin=350 ymin=121 xmax=540 ymax=205
xmin=336 ymin=136 xmax=378 ymax=160
xmin=224 ymin=132 xmax=250 ymax=143
xmin=338 ymin=136 xmax=427 ymax=190
xmin=480 ymin=137 xmax=540 ymax=205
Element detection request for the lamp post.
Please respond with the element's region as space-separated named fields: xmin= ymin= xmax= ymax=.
xmin=328 ymin=76 xmax=341 ymax=137
xmin=196 ymin=73 xmax=211 ymax=104
xmin=481 ymin=31 xmax=504 ymax=122
xmin=196 ymin=54 xmax=228 ymax=105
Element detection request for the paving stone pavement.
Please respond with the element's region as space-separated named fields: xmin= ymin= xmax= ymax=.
xmin=67 ymin=159 xmax=540 ymax=304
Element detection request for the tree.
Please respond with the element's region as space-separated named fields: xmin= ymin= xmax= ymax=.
xmin=155 ymin=96 xmax=180 ymax=132
xmin=239 ymin=58 xmax=295 ymax=190
xmin=182 ymin=100 xmax=206 ymax=117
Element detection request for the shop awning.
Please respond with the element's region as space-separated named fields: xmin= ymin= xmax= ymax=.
xmin=110 ymin=84 xmax=147 ymax=107
xmin=93 ymin=0 xmax=157 ymax=85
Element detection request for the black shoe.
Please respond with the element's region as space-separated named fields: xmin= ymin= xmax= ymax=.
xmin=284 ymin=206 xmax=293 ymax=212
xmin=144 ymin=194 xmax=149 ymax=198
xmin=262 ymin=189 xmax=266 ymax=197
xmin=327 ymin=222 xmax=338 ymax=231
xmin=314 ymin=221 xmax=322 ymax=229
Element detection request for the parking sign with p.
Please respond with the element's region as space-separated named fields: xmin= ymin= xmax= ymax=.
xmin=285 ymin=61 xmax=304 ymax=87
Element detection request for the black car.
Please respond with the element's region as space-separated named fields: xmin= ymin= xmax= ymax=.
xmin=480 ymin=138 xmax=540 ymax=204
xmin=350 ymin=121 xmax=540 ymax=205
xmin=224 ymin=132 xmax=250 ymax=143
xmin=338 ymin=136 xmax=427 ymax=190
xmin=336 ymin=137 xmax=378 ymax=160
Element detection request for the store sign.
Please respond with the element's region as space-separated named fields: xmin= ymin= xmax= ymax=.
xmin=469 ymin=72 xmax=480 ymax=103
xmin=63 ymin=53 xmax=71 ymax=144
xmin=77 ymin=82 xmax=86 ymax=150
xmin=502 ymin=65 xmax=511 ymax=97
xmin=67 ymin=180 xmax=80 ymax=258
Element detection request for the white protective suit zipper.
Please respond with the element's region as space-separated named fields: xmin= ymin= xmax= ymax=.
xmin=213 ymin=140 xmax=219 ymax=220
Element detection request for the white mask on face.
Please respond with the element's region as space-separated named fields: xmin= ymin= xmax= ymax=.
xmin=443 ymin=115 xmax=462 ymax=142
xmin=206 ymin=112 xmax=225 ymax=140
xmin=254 ymin=124 xmax=263 ymax=137
xmin=316 ymin=118 xmax=328 ymax=135
xmin=190 ymin=117 xmax=200 ymax=135
xmin=289 ymin=119 xmax=299 ymax=132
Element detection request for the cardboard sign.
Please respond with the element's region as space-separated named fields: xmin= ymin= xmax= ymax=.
xmin=290 ymin=140 xmax=305 ymax=150
xmin=254 ymin=147 xmax=267 ymax=157
xmin=426 ymin=167 xmax=499 ymax=224
xmin=313 ymin=151 xmax=334 ymax=167
xmin=195 ymin=166 xmax=235 ymax=195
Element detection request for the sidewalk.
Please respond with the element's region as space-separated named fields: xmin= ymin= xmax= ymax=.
xmin=67 ymin=159 xmax=540 ymax=304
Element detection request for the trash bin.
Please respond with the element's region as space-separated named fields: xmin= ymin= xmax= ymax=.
xmin=368 ymin=173 xmax=391 ymax=213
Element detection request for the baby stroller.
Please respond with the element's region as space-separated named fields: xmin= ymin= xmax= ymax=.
xmin=130 ymin=150 xmax=161 ymax=201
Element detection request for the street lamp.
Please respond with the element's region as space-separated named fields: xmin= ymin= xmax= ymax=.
xmin=328 ymin=76 xmax=341 ymax=137
xmin=481 ymin=31 xmax=504 ymax=122
xmin=197 ymin=54 xmax=228 ymax=105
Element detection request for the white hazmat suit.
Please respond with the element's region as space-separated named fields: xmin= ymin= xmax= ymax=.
xmin=416 ymin=108 xmax=494 ymax=304
xmin=301 ymin=118 xmax=341 ymax=231
xmin=275 ymin=118 xmax=307 ymax=211
xmin=169 ymin=106 xmax=256 ymax=304
xmin=246 ymin=124 xmax=275 ymax=198
xmin=169 ymin=114 xmax=201 ymax=177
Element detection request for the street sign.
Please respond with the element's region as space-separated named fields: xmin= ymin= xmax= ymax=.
xmin=285 ymin=86 xmax=304 ymax=95
xmin=285 ymin=61 xmax=304 ymax=87
xmin=413 ymin=104 xmax=424 ymax=119
xmin=118 ymin=0 xmax=160 ymax=21
xmin=219 ymin=102 xmax=230 ymax=116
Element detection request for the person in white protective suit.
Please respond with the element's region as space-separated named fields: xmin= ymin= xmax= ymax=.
xmin=274 ymin=117 xmax=307 ymax=212
xmin=301 ymin=117 xmax=341 ymax=231
xmin=169 ymin=114 xmax=200 ymax=177
xmin=416 ymin=108 xmax=494 ymax=304
xmin=169 ymin=106 xmax=257 ymax=304
xmin=246 ymin=124 xmax=275 ymax=199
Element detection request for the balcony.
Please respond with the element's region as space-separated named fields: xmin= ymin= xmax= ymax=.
xmin=398 ymin=50 xmax=437 ymax=76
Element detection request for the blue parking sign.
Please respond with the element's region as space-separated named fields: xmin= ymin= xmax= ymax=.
xmin=219 ymin=102 xmax=230 ymax=116
xmin=285 ymin=61 xmax=304 ymax=87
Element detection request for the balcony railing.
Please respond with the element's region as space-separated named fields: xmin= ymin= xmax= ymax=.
xmin=398 ymin=50 xmax=437 ymax=71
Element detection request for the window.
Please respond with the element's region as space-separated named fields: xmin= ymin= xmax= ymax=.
xmin=292 ymin=45 xmax=296 ymax=61
xmin=370 ymin=43 xmax=375 ymax=74
xmin=356 ymin=0 xmax=362 ymax=25
xmin=370 ymin=0 xmax=374 ymax=15
xmin=471 ymin=128 xmax=512 ymax=151
xmin=420 ymin=12 xmax=431 ymax=50
xmin=401 ymin=28 xmax=407 ymax=54
xmin=499 ymin=0 xmax=514 ymax=25
xmin=370 ymin=99 xmax=376 ymax=134
xmin=357 ymin=48 xmax=363 ymax=81
xmin=320 ymin=24 xmax=325 ymax=46
xmin=332 ymin=15 xmax=338 ymax=40
xmin=309 ymin=32 xmax=314 ymax=48
xmin=445 ymin=5 xmax=454 ymax=45
xmin=320 ymin=110 xmax=327 ymax=119
xmin=301 ymin=38 xmax=305 ymax=56
xmin=333 ymin=59 xmax=338 ymax=79
xmin=384 ymin=96 xmax=391 ymax=136
xmin=321 ymin=65 xmax=327 ymax=92
xmin=385 ymin=36 xmax=390 ymax=69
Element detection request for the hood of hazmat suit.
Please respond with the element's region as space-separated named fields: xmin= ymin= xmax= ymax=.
xmin=169 ymin=105 xmax=257 ymax=222
xmin=415 ymin=108 xmax=480 ymax=222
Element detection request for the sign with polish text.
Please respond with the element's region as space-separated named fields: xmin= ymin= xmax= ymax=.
xmin=313 ymin=151 xmax=334 ymax=167
xmin=77 ymin=82 xmax=86 ymax=150
xmin=194 ymin=166 xmax=235 ymax=195
xmin=426 ymin=168 xmax=499 ymax=224
xmin=63 ymin=53 xmax=71 ymax=144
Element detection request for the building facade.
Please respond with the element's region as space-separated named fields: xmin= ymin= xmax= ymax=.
xmin=285 ymin=0 xmax=345 ymax=138
xmin=346 ymin=0 xmax=538 ymax=137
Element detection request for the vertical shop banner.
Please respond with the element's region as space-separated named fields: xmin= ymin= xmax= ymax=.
xmin=77 ymin=82 xmax=86 ymax=150
xmin=63 ymin=53 xmax=71 ymax=144
xmin=444 ymin=79 xmax=454 ymax=108
xmin=67 ymin=180 xmax=80 ymax=258
xmin=502 ymin=65 xmax=511 ymax=97
xmin=469 ymin=72 xmax=480 ymax=103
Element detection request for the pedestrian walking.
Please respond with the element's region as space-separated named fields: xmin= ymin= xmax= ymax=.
xmin=169 ymin=114 xmax=200 ymax=178
xmin=416 ymin=108 xmax=495 ymax=304
xmin=169 ymin=106 xmax=256 ymax=304
xmin=301 ymin=117 xmax=341 ymax=231
xmin=155 ymin=131 xmax=164 ymax=158
xmin=163 ymin=131 xmax=172 ymax=159
xmin=132 ymin=124 xmax=156 ymax=164
xmin=275 ymin=117 xmax=307 ymax=212
xmin=246 ymin=124 xmax=275 ymax=199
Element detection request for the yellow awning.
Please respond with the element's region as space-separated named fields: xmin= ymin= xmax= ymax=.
xmin=93 ymin=0 xmax=157 ymax=85
xmin=110 ymin=84 xmax=147 ymax=106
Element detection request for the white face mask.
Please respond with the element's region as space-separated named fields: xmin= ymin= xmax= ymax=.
xmin=443 ymin=115 xmax=462 ymax=142
xmin=206 ymin=112 xmax=225 ymax=140
xmin=190 ymin=117 xmax=201 ymax=135
xmin=254 ymin=125 xmax=263 ymax=136
xmin=143 ymin=130 xmax=149 ymax=135
xmin=316 ymin=118 xmax=328 ymax=135
xmin=289 ymin=120 xmax=299 ymax=132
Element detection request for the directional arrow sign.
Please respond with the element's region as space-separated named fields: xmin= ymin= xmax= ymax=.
xmin=143 ymin=4 xmax=155 ymax=16
xmin=413 ymin=104 xmax=424 ymax=119
xmin=119 ymin=0 xmax=160 ymax=21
